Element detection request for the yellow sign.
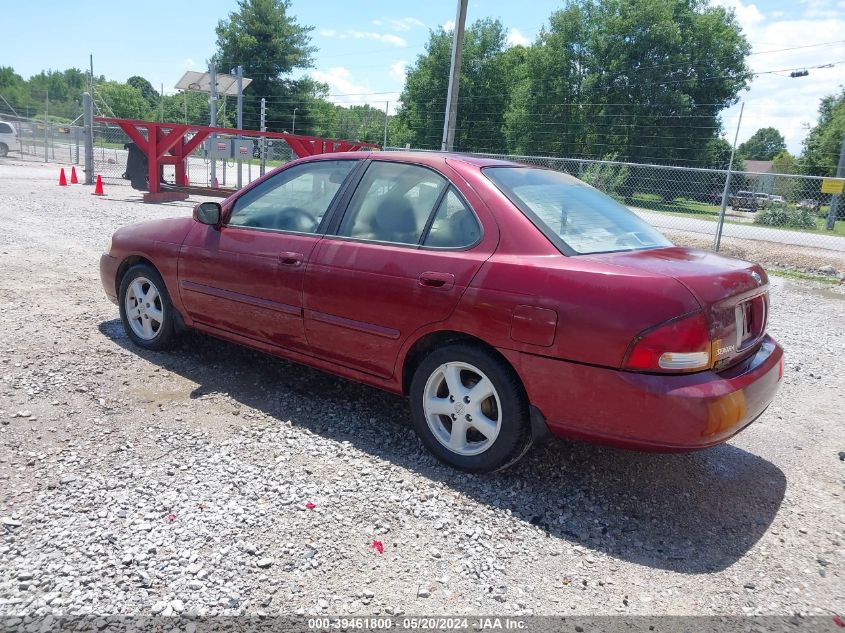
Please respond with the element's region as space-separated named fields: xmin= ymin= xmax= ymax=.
xmin=821 ymin=178 xmax=845 ymax=194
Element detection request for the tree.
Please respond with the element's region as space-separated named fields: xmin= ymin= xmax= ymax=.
xmin=737 ymin=127 xmax=786 ymax=161
xmin=504 ymin=0 xmax=751 ymax=167
xmin=214 ymin=0 xmax=316 ymax=133
xmin=396 ymin=19 xmax=517 ymax=151
xmin=801 ymin=88 xmax=845 ymax=177
xmin=771 ymin=150 xmax=801 ymax=202
xmin=127 ymin=76 xmax=160 ymax=111
xmin=96 ymin=81 xmax=151 ymax=120
xmin=161 ymin=91 xmax=210 ymax=125
xmin=702 ymin=138 xmax=732 ymax=169
xmin=0 ymin=67 xmax=28 ymax=115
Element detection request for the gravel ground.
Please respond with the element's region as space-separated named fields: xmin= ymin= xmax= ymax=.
xmin=0 ymin=161 xmax=843 ymax=618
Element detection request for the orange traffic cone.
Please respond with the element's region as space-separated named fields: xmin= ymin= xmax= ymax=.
xmin=212 ymin=177 xmax=219 ymax=189
xmin=58 ymin=168 xmax=67 ymax=186
xmin=92 ymin=175 xmax=105 ymax=196
xmin=70 ymin=166 xmax=79 ymax=184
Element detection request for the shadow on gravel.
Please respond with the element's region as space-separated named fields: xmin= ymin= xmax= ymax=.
xmin=99 ymin=319 xmax=786 ymax=574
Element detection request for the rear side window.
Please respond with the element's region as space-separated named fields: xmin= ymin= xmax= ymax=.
xmin=423 ymin=187 xmax=481 ymax=248
xmin=337 ymin=162 xmax=447 ymax=245
xmin=483 ymin=166 xmax=671 ymax=255
xmin=0 ymin=123 xmax=13 ymax=134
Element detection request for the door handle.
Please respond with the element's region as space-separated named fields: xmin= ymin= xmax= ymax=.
xmin=418 ymin=271 xmax=455 ymax=289
xmin=278 ymin=252 xmax=304 ymax=267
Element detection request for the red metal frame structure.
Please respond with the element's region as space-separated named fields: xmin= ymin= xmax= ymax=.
xmin=95 ymin=117 xmax=379 ymax=200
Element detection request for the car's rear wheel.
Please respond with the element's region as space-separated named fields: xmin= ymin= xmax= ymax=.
xmin=410 ymin=344 xmax=531 ymax=472
xmin=118 ymin=264 xmax=177 ymax=350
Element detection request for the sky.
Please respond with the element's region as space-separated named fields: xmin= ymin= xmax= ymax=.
xmin=1 ymin=0 xmax=843 ymax=153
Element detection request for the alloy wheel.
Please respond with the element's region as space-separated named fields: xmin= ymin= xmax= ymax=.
xmin=422 ymin=361 xmax=502 ymax=456
xmin=124 ymin=276 xmax=164 ymax=341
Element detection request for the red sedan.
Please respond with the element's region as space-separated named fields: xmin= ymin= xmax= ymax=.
xmin=100 ymin=152 xmax=783 ymax=472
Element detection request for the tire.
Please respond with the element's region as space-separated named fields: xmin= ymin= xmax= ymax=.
xmin=410 ymin=343 xmax=531 ymax=473
xmin=118 ymin=263 xmax=178 ymax=350
xmin=0 ymin=143 xmax=8 ymax=158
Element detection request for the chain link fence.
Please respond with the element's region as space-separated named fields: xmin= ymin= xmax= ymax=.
xmin=4 ymin=112 xmax=843 ymax=257
xmin=389 ymin=148 xmax=845 ymax=255
xmin=0 ymin=115 xmax=297 ymax=190
xmin=2 ymin=116 xmax=84 ymax=166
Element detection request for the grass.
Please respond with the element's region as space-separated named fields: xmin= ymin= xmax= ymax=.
xmin=619 ymin=193 xmax=845 ymax=237
xmin=630 ymin=192 xmax=722 ymax=217
xmin=803 ymin=217 xmax=845 ymax=236
xmin=767 ymin=269 xmax=842 ymax=284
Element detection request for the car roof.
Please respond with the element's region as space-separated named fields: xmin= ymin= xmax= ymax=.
xmin=308 ymin=150 xmax=524 ymax=169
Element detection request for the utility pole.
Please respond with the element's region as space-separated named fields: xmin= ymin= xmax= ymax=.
xmin=383 ymin=100 xmax=389 ymax=148
xmin=441 ymin=0 xmax=468 ymax=152
xmin=89 ymin=54 xmax=94 ymax=96
xmin=44 ymin=90 xmax=49 ymax=162
xmin=235 ymin=65 xmax=243 ymax=189
xmin=83 ymin=92 xmax=93 ymax=184
xmin=826 ymin=134 xmax=845 ymax=231
xmin=292 ymin=108 xmax=298 ymax=135
xmin=714 ymin=102 xmax=745 ymax=252
xmin=160 ymin=83 xmax=164 ymax=122
xmin=209 ymin=63 xmax=217 ymax=187
xmin=260 ymin=97 xmax=267 ymax=177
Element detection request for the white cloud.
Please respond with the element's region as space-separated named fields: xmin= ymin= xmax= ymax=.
xmin=506 ymin=28 xmax=531 ymax=47
xmin=319 ymin=29 xmax=406 ymax=47
xmin=312 ymin=66 xmax=366 ymax=96
xmin=712 ymin=0 xmax=765 ymax=29
xmin=798 ymin=0 xmax=840 ymax=19
xmin=311 ymin=66 xmax=400 ymax=111
xmin=713 ymin=0 xmax=845 ymax=153
xmin=389 ymin=61 xmax=409 ymax=81
xmin=183 ymin=58 xmax=196 ymax=68
xmin=374 ymin=17 xmax=425 ymax=32
xmin=351 ymin=31 xmax=407 ymax=47
xmin=442 ymin=20 xmax=455 ymax=32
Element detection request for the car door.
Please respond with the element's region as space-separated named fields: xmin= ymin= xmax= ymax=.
xmin=303 ymin=159 xmax=498 ymax=378
xmin=178 ymin=159 xmax=360 ymax=351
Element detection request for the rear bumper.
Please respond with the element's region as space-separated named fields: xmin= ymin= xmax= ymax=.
xmin=100 ymin=253 xmax=119 ymax=305
xmin=501 ymin=335 xmax=783 ymax=451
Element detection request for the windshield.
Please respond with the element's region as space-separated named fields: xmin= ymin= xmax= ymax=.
xmin=483 ymin=166 xmax=672 ymax=255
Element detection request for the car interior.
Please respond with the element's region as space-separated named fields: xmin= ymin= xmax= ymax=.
xmin=227 ymin=160 xmax=482 ymax=248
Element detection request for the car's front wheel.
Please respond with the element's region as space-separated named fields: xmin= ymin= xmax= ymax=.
xmin=118 ymin=264 xmax=177 ymax=350
xmin=0 ymin=143 xmax=8 ymax=158
xmin=410 ymin=344 xmax=531 ymax=472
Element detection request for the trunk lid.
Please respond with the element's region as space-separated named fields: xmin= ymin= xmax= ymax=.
xmin=589 ymin=247 xmax=769 ymax=371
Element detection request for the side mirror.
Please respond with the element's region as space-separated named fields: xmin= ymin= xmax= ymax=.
xmin=194 ymin=201 xmax=222 ymax=227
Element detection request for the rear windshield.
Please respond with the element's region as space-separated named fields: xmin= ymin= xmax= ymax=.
xmin=483 ymin=166 xmax=671 ymax=255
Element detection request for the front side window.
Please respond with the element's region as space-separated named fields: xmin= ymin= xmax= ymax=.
xmin=337 ymin=162 xmax=447 ymax=245
xmin=228 ymin=160 xmax=357 ymax=233
xmin=483 ymin=166 xmax=671 ymax=255
xmin=0 ymin=123 xmax=13 ymax=134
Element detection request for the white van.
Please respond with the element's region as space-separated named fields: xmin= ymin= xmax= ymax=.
xmin=0 ymin=120 xmax=18 ymax=157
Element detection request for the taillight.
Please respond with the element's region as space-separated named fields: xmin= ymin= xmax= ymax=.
xmin=624 ymin=312 xmax=711 ymax=373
